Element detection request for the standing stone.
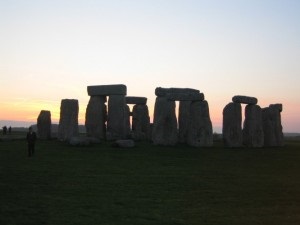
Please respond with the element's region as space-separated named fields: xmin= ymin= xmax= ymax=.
xmin=263 ymin=104 xmax=284 ymax=147
xmin=37 ymin=110 xmax=51 ymax=140
xmin=178 ymin=101 xmax=191 ymax=143
xmin=152 ymin=97 xmax=178 ymax=145
xmin=187 ymin=100 xmax=213 ymax=147
xmin=85 ymin=96 xmax=107 ymax=139
xmin=243 ymin=104 xmax=264 ymax=148
xmin=58 ymin=99 xmax=79 ymax=141
xmin=106 ymin=95 xmax=127 ymax=140
xmin=132 ymin=104 xmax=150 ymax=141
xmin=124 ymin=104 xmax=131 ymax=138
xmin=222 ymin=102 xmax=242 ymax=147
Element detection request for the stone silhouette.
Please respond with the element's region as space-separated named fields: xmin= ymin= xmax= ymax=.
xmin=152 ymin=87 xmax=212 ymax=146
xmin=85 ymin=96 xmax=107 ymax=139
xmin=262 ymin=104 xmax=284 ymax=147
xmin=242 ymin=104 xmax=264 ymax=148
xmin=58 ymin=99 xmax=79 ymax=141
xmin=222 ymin=102 xmax=243 ymax=147
xmin=126 ymin=96 xmax=150 ymax=141
xmin=37 ymin=110 xmax=51 ymax=140
xmin=152 ymin=96 xmax=178 ymax=145
xmin=187 ymin=100 xmax=213 ymax=147
xmin=86 ymin=84 xmax=128 ymax=141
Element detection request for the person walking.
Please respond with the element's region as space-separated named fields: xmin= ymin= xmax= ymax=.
xmin=26 ymin=127 xmax=37 ymax=157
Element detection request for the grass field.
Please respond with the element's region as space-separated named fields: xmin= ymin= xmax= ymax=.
xmin=1 ymin=136 xmax=300 ymax=225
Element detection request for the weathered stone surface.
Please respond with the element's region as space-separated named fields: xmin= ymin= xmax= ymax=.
xmin=155 ymin=87 xmax=203 ymax=101
xmin=166 ymin=92 xmax=204 ymax=101
xmin=187 ymin=100 xmax=213 ymax=147
xmin=58 ymin=99 xmax=79 ymax=141
xmin=242 ymin=104 xmax=264 ymax=148
xmin=37 ymin=110 xmax=51 ymax=140
xmin=125 ymin=96 xmax=147 ymax=105
xmin=232 ymin=95 xmax=258 ymax=105
xmin=270 ymin=103 xmax=283 ymax=112
xmin=106 ymin=95 xmax=128 ymax=140
xmin=155 ymin=87 xmax=200 ymax=97
xmin=132 ymin=104 xmax=150 ymax=141
xmin=178 ymin=101 xmax=191 ymax=143
xmin=152 ymin=97 xmax=178 ymax=145
xmin=87 ymin=84 xmax=127 ymax=96
xmin=222 ymin=102 xmax=243 ymax=147
xmin=262 ymin=104 xmax=284 ymax=147
xmin=114 ymin=139 xmax=135 ymax=148
xmin=85 ymin=96 xmax=107 ymax=139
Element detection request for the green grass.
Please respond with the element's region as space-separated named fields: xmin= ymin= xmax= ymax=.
xmin=1 ymin=137 xmax=300 ymax=225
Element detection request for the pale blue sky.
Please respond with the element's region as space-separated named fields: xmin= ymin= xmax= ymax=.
xmin=1 ymin=0 xmax=300 ymax=132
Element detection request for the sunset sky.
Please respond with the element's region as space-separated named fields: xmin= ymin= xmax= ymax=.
xmin=1 ymin=0 xmax=299 ymax=132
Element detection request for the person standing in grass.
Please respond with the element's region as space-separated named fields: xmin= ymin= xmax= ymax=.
xmin=26 ymin=127 xmax=37 ymax=157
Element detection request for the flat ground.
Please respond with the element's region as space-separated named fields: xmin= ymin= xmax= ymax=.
xmin=1 ymin=135 xmax=300 ymax=225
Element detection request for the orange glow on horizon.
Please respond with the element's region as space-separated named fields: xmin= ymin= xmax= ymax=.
xmin=1 ymin=97 xmax=299 ymax=132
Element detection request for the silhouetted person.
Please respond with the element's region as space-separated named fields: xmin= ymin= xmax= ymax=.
xmin=2 ymin=126 xmax=7 ymax=135
xmin=26 ymin=127 xmax=37 ymax=157
xmin=8 ymin=126 xmax=11 ymax=134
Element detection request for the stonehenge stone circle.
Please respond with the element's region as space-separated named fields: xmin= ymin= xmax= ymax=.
xmin=242 ymin=104 xmax=264 ymax=148
xmin=58 ymin=99 xmax=79 ymax=141
xmin=152 ymin=96 xmax=178 ymax=145
xmin=262 ymin=104 xmax=284 ymax=147
xmin=187 ymin=100 xmax=213 ymax=147
xmin=222 ymin=102 xmax=243 ymax=147
xmin=85 ymin=96 xmax=107 ymax=139
xmin=232 ymin=95 xmax=258 ymax=105
xmin=37 ymin=110 xmax=51 ymax=140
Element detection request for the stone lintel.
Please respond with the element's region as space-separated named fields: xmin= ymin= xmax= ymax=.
xmin=166 ymin=92 xmax=205 ymax=101
xmin=125 ymin=96 xmax=147 ymax=105
xmin=87 ymin=84 xmax=127 ymax=96
xmin=232 ymin=95 xmax=258 ymax=105
xmin=155 ymin=87 xmax=200 ymax=97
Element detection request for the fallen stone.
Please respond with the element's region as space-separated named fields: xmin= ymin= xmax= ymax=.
xmin=114 ymin=139 xmax=135 ymax=148
xmin=69 ymin=136 xmax=101 ymax=146
xmin=87 ymin=84 xmax=127 ymax=96
xmin=232 ymin=95 xmax=258 ymax=105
